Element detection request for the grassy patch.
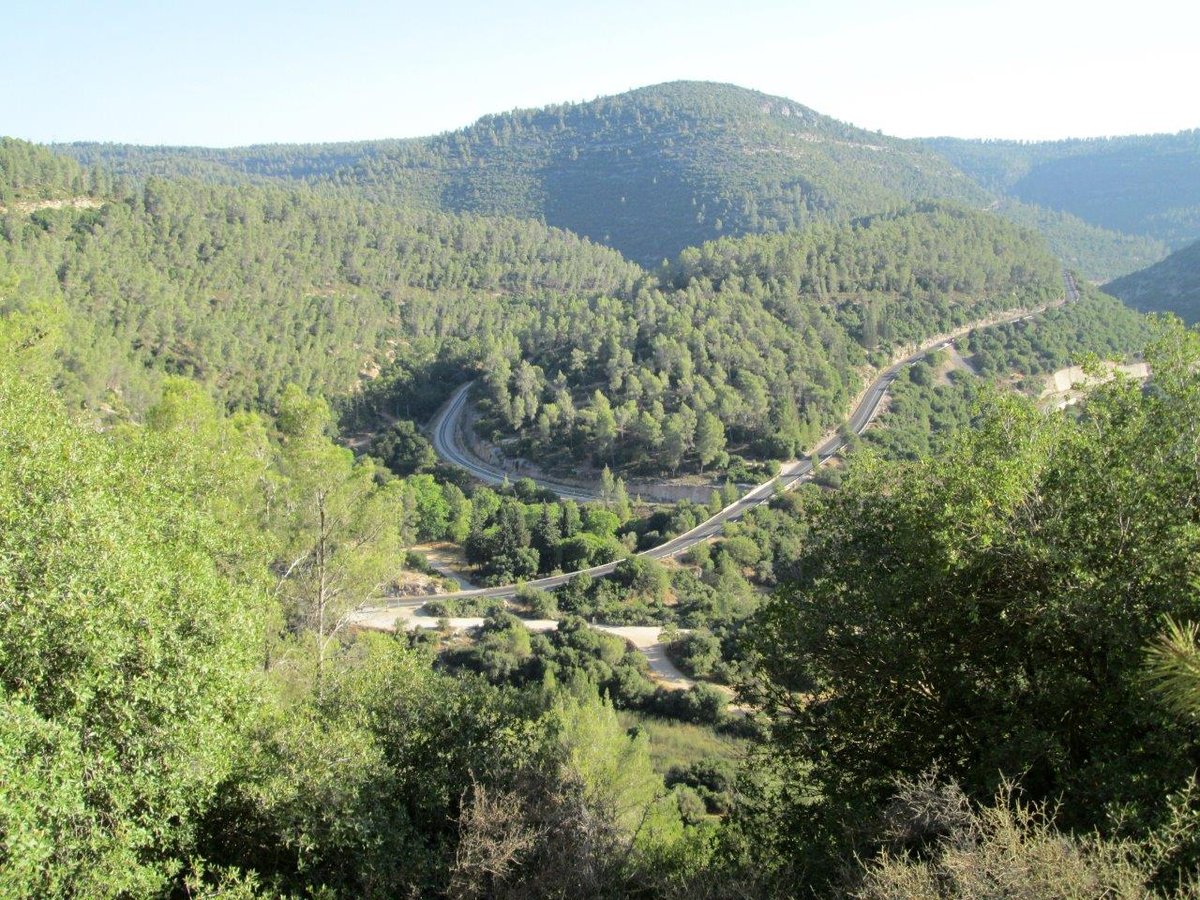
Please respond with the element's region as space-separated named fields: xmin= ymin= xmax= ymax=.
xmin=618 ymin=710 xmax=748 ymax=774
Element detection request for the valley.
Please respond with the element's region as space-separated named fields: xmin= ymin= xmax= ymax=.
xmin=2 ymin=75 xmax=1199 ymax=899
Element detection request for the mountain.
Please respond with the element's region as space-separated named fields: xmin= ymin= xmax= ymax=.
xmin=1105 ymin=238 xmax=1200 ymax=323
xmin=925 ymin=131 xmax=1200 ymax=250
xmin=57 ymin=83 xmax=991 ymax=267
xmin=54 ymin=83 xmax=1173 ymax=279
xmin=337 ymin=81 xmax=992 ymax=265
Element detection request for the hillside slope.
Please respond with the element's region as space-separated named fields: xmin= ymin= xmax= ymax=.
xmin=464 ymin=202 xmax=1063 ymax=476
xmin=0 ymin=139 xmax=643 ymax=414
xmin=1105 ymin=238 xmax=1200 ymax=323
xmin=926 ymin=130 xmax=1200 ymax=250
xmin=53 ymin=83 xmax=1163 ymax=280
xmin=340 ymin=81 xmax=990 ymax=265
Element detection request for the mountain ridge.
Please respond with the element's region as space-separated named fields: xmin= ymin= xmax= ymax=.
xmin=336 ymin=80 xmax=989 ymax=264
xmin=45 ymin=81 xmax=1191 ymax=277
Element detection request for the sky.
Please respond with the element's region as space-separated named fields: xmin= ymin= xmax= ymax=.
xmin=3 ymin=0 xmax=1196 ymax=147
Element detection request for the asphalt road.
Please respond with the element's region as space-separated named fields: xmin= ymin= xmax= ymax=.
xmin=369 ymin=283 xmax=1076 ymax=610
xmin=430 ymin=383 xmax=598 ymax=501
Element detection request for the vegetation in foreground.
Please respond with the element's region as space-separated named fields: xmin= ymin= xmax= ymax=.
xmin=6 ymin=230 xmax=1200 ymax=894
xmin=5 ymin=122 xmax=1200 ymax=896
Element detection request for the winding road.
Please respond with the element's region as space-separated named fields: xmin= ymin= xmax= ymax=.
xmin=357 ymin=272 xmax=1079 ymax=613
xmin=431 ymin=384 xmax=598 ymax=501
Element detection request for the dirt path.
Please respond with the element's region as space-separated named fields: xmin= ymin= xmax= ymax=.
xmin=352 ymin=609 xmax=694 ymax=690
xmin=0 ymin=197 xmax=103 ymax=214
xmin=1040 ymin=361 xmax=1150 ymax=408
xmin=410 ymin=541 xmax=478 ymax=590
xmin=594 ymin=625 xmax=694 ymax=689
xmin=945 ymin=341 xmax=980 ymax=377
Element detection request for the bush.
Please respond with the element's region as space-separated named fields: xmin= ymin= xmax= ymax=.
xmin=517 ymin=585 xmax=558 ymax=619
xmin=420 ymin=597 xmax=507 ymax=618
xmin=405 ymin=550 xmax=434 ymax=574
xmin=853 ymin=775 xmax=1152 ymax=899
xmin=681 ymin=542 xmax=711 ymax=568
xmin=674 ymin=785 xmax=709 ymax=825
xmin=647 ymin=684 xmax=728 ymax=725
xmin=666 ymin=757 xmax=737 ymax=815
xmin=613 ymin=556 xmax=669 ymax=601
xmin=718 ymin=535 xmax=761 ymax=568
xmin=670 ymin=630 xmax=722 ymax=679
xmin=369 ymin=418 xmax=437 ymax=476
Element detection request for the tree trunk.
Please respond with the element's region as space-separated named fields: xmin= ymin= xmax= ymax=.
xmin=315 ymin=492 xmax=327 ymax=695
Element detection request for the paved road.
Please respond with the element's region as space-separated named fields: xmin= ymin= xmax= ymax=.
xmin=430 ymin=384 xmax=598 ymax=501
xmin=360 ymin=280 xmax=1077 ymax=614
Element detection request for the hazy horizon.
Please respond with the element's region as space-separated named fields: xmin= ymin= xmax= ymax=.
xmin=30 ymin=78 xmax=1200 ymax=151
xmin=6 ymin=0 xmax=1196 ymax=147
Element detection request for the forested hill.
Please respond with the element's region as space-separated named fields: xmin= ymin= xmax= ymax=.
xmin=0 ymin=136 xmax=109 ymax=202
xmin=925 ymin=130 xmax=1200 ymax=250
xmin=50 ymin=83 xmax=1169 ymax=281
xmin=3 ymin=132 xmax=1062 ymax=478
xmin=60 ymin=138 xmax=403 ymax=185
xmin=468 ymin=202 xmax=1062 ymax=475
xmin=0 ymin=139 xmax=643 ymax=413
xmin=335 ymin=81 xmax=990 ymax=265
xmin=1105 ymin=238 xmax=1200 ymax=323
xmin=52 ymin=83 xmax=989 ymax=266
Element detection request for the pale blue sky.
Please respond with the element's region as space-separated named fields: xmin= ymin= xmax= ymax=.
xmin=3 ymin=0 xmax=1195 ymax=146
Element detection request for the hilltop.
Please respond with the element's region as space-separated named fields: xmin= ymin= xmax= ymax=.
xmin=334 ymin=81 xmax=990 ymax=265
xmin=52 ymin=82 xmax=1178 ymax=278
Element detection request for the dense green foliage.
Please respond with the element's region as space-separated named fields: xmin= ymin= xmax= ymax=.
xmin=862 ymin=287 xmax=1150 ymax=460
xmin=740 ymin=320 xmax=1200 ymax=892
xmin=1107 ymin=238 xmax=1200 ymax=323
xmin=441 ymin=613 xmax=732 ymax=728
xmin=50 ymin=82 xmax=1172 ymax=280
xmin=862 ymin=364 xmax=985 ymax=461
xmin=927 ymin=131 xmax=1200 ymax=250
xmin=368 ymin=418 xmax=437 ymax=475
xmin=964 ymin=285 xmax=1150 ymax=377
xmin=59 ymin=138 xmax=399 ymax=184
xmin=994 ymin=197 xmax=1167 ymax=281
xmin=453 ymin=484 xmax=638 ymax=584
xmin=336 ymin=81 xmax=988 ymax=266
xmin=0 ymin=258 xmax=713 ymax=897
xmin=0 ymin=284 xmax=263 ymax=893
xmin=2 ymin=138 xmax=641 ymax=413
xmin=0 ymin=136 xmax=105 ymax=203
xmin=44 ymin=82 xmax=1185 ymax=283
xmin=478 ymin=203 xmax=1060 ymax=476
xmin=3 ymin=137 xmax=1067 ymax=480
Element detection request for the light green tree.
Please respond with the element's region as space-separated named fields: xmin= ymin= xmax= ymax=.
xmin=274 ymin=385 xmax=404 ymax=690
xmin=695 ymin=412 xmax=726 ymax=472
xmin=591 ymin=390 xmax=617 ymax=461
xmin=600 ymin=465 xmax=616 ymax=505
xmin=0 ymin=327 xmax=262 ymax=895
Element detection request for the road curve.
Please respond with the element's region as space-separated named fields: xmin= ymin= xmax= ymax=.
xmin=362 ymin=280 xmax=1077 ymax=611
xmin=430 ymin=383 xmax=598 ymax=501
